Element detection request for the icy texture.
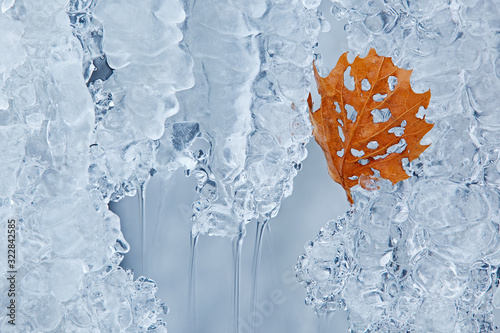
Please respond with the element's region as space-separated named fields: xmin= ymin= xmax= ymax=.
xmin=155 ymin=0 xmax=327 ymax=236
xmin=296 ymin=1 xmax=500 ymax=332
xmin=93 ymin=0 xmax=194 ymax=140
xmin=67 ymin=0 xmax=194 ymax=203
xmin=0 ymin=1 xmax=178 ymax=331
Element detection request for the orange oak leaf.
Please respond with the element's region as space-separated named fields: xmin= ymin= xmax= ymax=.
xmin=308 ymin=48 xmax=433 ymax=204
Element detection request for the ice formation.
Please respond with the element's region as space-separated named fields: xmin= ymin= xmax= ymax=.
xmin=0 ymin=0 xmax=194 ymax=330
xmin=296 ymin=0 xmax=500 ymax=332
xmin=158 ymin=0 xmax=328 ymax=237
xmin=69 ymin=0 xmax=194 ymax=203
xmin=7 ymin=0 xmax=498 ymax=331
xmin=0 ymin=0 xmax=326 ymax=331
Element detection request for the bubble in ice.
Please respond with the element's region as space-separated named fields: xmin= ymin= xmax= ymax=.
xmin=296 ymin=0 xmax=500 ymax=332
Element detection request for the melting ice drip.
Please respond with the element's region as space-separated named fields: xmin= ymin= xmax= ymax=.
xmin=73 ymin=0 xmax=195 ymax=280
xmin=296 ymin=0 xmax=500 ymax=332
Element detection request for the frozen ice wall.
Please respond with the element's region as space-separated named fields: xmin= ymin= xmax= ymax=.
xmin=8 ymin=0 xmax=499 ymax=331
xmin=297 ymin=0 xmax=500 ymax=332
xmin=0 ymin=0 xmax=196 ymax=330
xmin=0 ymin=0 xmax=327 ymax=331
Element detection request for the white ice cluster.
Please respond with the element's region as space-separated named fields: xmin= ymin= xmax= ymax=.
xmin=296 ymin=0 xmax=500 ymax=332
xmin=0 ymin=0 xmax=196 ymax=330
xmin=154 ymin=0 xmax=327 ymax=236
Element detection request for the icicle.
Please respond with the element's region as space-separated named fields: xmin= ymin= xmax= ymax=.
xmin=232 ymin=224 xmax=245 ymax=333
xmin=250 ymin=218 xmax=269 ymax=333
xmin=138 ymin=180 xmax=147 ymax=277
xmin=317 ymin=312 xmax=333 ymax=333
xmin=188 ymin=231 xmax=199 ymax=333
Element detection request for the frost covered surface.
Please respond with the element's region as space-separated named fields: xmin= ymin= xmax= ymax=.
xmin=158 ymin=0 xmax=328 ymax=236
xmin=0 ymin=0 xmax=192 ymax=330
xmin=297 ymin=0 xmax=500 ymax=332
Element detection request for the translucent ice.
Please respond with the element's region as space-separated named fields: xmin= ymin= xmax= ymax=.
xmin=166 ymin=0 xmax=323 ymax=237
xmin=297 ymin=0 xmax=500 ymax=332
xmin=0 ymin=0 xmax=172 ymax=331
xmin=49 ymin=258 xmax=86 ymax=301
xmin=0 ymin=14 xmax=26 ymax=73
xmin=94 ymin=0 xmax=194 ymax=140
